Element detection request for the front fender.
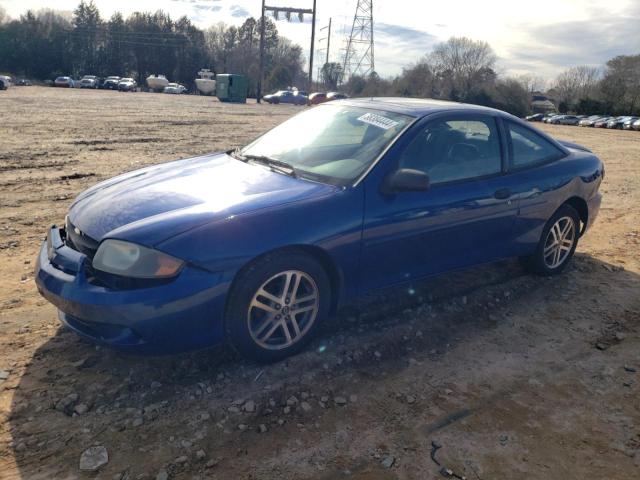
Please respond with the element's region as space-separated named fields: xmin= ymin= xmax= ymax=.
xmin=157 ymin=186 xmax=365 ymax=301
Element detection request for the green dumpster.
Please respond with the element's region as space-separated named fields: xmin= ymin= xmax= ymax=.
xmin=216 ymin=74 xmax=248 ymax=103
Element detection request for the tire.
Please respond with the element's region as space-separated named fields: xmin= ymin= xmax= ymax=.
xmin=521 ymin=204 xmax=580 ymax=276
xmin=225 ymin=250 xmax=331 ymax=362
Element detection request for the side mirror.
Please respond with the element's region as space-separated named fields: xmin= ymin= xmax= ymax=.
xmin=382 ymin=168 xmax=430 ymax=194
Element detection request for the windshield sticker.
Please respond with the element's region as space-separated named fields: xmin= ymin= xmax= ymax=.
xmin=357 ymin=113 xmax=399 ymax=130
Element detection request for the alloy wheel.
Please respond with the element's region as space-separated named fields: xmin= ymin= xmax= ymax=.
xmin=543 ymin=216 xmax=576 ymax=269
xmin=247 ymin=270 xmax=319 ymax=350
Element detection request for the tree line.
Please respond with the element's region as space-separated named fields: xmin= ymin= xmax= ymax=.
xmin=0 ymin=1 xmax=306 ymax=93
xmin=1 ymin=2 xmax=638 ymax=115
xmin=549 ymin=57 xmax=640 ymax=115
xmin=335 ymin=37 xmax=534 ymax=117
xmin=334 ymin=37 xmax=640 ymax=117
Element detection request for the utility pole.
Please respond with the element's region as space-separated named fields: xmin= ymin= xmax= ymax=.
xmin=317 ymin=18 xmax=332 ymax=87
xmin=326 ymin=18 xmax=332 ymax=65
xmin=259 ymin=2 xmax=316 ymax=94
xmin=308 ymin=0 xmax=317 ymax=92
xmin=258 ymin=0 xmax=266 ymax=103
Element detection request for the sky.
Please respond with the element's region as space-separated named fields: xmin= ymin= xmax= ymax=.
xmin=2 ymin=0 xmax=639 ymax=80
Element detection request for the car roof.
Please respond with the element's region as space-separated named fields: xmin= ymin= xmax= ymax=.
xmin=338 ymin=97 xmax=511 ymax=117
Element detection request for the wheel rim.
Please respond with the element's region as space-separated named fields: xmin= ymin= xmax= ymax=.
xmin=543 ymin=216 xmax=575 ymax=269
xmin=247 ymin=270 xmax=319 ymax=350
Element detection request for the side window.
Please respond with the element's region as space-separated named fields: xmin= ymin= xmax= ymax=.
xmin=398 ymin=116 xmax=502 ymax=184
xmin=507 ymin=122 xmax=565 ymax=168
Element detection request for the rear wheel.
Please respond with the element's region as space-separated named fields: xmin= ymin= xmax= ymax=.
xmin=522 ymin=205 xmax=580 ymax=276
xmin=225 ymin=251 xmax=330 ymax=362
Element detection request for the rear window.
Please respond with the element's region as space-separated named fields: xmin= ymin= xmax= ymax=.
xmin=507 ymin=122 xmax=565 ymax=168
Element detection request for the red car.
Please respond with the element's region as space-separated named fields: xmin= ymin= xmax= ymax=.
xmin=308 ymin=92 xmax=328 ymax=105
xmin=327 ymin=91 xmax=349 ymax=101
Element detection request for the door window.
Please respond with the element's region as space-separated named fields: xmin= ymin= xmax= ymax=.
xmin=398 ymin=116 xmax=502 ymax=184
xmin=507 ymin=122 xmax=565 ymax=167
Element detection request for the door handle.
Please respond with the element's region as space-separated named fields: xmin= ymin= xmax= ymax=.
xmin=494 ymin=188 xmax=511 ymax=200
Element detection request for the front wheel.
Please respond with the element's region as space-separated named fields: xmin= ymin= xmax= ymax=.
xmin=522 ymin=205 xmax=580 ymax=276
xmin=225 ymin=251 xmax=331 ymax=362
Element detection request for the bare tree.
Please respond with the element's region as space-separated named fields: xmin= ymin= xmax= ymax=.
xmin=600 ymin=55 xmax=640 ymax=114
xmin=393 ymin=61 xmax=435 ymax=98
xmin=428 ymin=37 xmax=497 ymax=98
xmin=0 ymin=6 xmax=9 ymax=24
xmin=517 ymin=74 xmax=547 ymax=94
xmin=553 ymin=65 xmax=601 ymax=109
xmin=321 ymin=62 xmax=343 ymax=89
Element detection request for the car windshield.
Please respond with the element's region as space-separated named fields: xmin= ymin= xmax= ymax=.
xmin=240 ymin=104 xmax=413 ymax=186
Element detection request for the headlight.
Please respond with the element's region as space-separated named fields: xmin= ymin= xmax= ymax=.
xmin=92 ymin=240 xmax=184 ymax=278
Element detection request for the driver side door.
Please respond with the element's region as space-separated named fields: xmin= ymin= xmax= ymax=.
xmin=359 ymin=113 xmax=520 ymax=292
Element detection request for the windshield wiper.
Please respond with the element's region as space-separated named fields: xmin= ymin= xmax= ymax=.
xmin=243 ymin=154 xmax=298 ymax=178
xmin=229 ymin=147 xmax=248 ymax=161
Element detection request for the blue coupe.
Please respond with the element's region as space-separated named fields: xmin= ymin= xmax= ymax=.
xmin=36 ymin=98 xmax=603 ymax=361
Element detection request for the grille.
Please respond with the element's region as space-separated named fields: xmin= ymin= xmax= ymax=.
xmin=65 ymin=219 xmax=99 ymax=260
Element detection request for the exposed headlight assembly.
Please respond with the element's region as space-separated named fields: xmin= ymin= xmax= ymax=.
xmin=93 ymin=239 xmax=184 ymax=278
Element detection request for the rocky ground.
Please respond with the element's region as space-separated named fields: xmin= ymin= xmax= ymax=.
xmin=0 ymin=87 xmax=639 ymax=480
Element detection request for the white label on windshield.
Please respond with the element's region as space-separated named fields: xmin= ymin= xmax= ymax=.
xmin=357 ymin=113 xmax=399 ymax=130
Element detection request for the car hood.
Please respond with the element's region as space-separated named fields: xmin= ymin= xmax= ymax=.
xmin=68 ymin=152 xmax=338 ymax=246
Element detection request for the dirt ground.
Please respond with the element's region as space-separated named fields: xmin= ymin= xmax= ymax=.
xmin=0 ymin=86 xmax=639 ymax=480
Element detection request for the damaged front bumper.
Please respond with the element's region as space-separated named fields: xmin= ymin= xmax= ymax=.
xmin=35 ymin=226 xmax=229 ymax=354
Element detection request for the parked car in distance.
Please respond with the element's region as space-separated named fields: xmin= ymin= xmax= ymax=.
xmin=547 ymin=115 xmax=567 ymax=124
xmin=102 ymin=76 xmax=121 ymax=90
xmin=263 ymin=90 xmax=308 ymax=105
xmin=526 ymin=113 xmax=546 ymax=122
xmin=327 ymin=91 xmax=349 ymax=101
xmin=79 ymin=75 xmax=99 ymax=88
xmin=16 ymin=79 xmax=32 ymax=86
xmin=0 ymin=78 xmax=7 ymax=90
xmin=593 ymin=117 xmax=614 ymax=128
xmin=606 ymin=116 xmax=630 ymax=129
xmin=578 ymin=115 xmax=604 ymax=127
xmin=54 ymin=76 xmax=74 ymax=88
xmin=632 ymin=118 xmax=640 ymax=131
xmin=308 ymin=92 xmax=328 ymax=105
xmin=543 ymin=114 xmax=561 ymax=123
xmin=556 ymin=115 xmax=581 ymax=126
xmin=164 ymin=83 xmax=187 ymax=94
xmin=118 ymin=78 xmax=137 ymax=92
xmin=621 ymin=117 xmax=639 ymax=130
xmin=0 ymin=75 xmax=13 ymax=88
xmin=35 ymin=98 xmax=604 ymax=362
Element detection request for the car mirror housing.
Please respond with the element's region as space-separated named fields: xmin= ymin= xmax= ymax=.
xmin=382 ymin=168 xmax=430 ymax=194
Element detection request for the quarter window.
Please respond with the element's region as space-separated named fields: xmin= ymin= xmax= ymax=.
xmin=507 ymin=122 xmax=565 ymax=167
xmin=398 ymin=116 xmax=502 ymax=184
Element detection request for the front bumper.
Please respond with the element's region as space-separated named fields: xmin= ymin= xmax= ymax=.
xmin=35 ymin=226 xmax=230 ymax=354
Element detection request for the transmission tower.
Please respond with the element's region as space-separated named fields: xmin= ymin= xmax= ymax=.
xmin=343 ymin=0 xmax=375 ymax=79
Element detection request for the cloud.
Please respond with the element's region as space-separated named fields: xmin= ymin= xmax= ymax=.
xmin=501 ymin=3 xmax=640 ymax=77
xmin=230 ymin=4 xmax=250 ymax=18
xmin=194 ymin=5 xmax=222 ymax=13
xmin=376 ymin=23 xmax=438 ymax=48
xmin=373 ymin=23 xmax=439 ymax=75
